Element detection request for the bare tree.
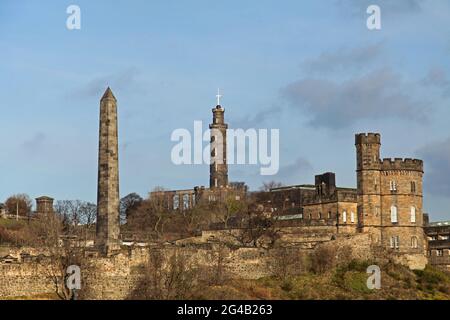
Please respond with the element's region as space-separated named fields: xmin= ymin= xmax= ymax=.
xmin=310 ymin=245 xmax=336 ymax=274
xmin=129 ymin=248 xmax=200 ymax=299
xmin=79 ymin=202 xmax=96 ymax=245
xmin=269 ymin=247 xmax=307 ymax=280
xmin=4 ymin=194 xmax=33 ymax=218
xmin=239 ymin=214 xmax=281 ymax=248
xmin=31 ymin=210 xmax=84 ymax=300
xmin=260 ymin=181 xmax=283 ymax=192
xmin=120 ymin=193 xmax=143 ymax=224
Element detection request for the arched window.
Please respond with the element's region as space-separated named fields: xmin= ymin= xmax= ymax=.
xmin=390 ymin=205 xmax=398 ymax=223
xmin=183 ymin=194 xmax=189 ymax=210
xmin=327 ymin=211 xmax=331 ymax=219
xmin=411 ymin=236 xmax=418 ymax=249
xmin=410 ymin=206 xmax=416 ymax=223
xmin=350 ymin=211 xmax=355 ymax=223
xmin=173 ymin=195 xmax=179 ymax=210
xmin=318 ymin=212 xmax=322 ymax=219
xmin=342 ymin=211 xmax=347 ymax=223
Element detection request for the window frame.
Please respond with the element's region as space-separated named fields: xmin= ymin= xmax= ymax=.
xmin=410 ymin=206 xmax=416 ymax=223
xmin=411 ymin=236 xmax=418 ymax=249
xmin=390 ymin=205 xmax=398 ymax=223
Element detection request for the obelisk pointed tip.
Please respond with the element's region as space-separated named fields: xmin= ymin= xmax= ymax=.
xmin=101 ymin=87 xmax=116 ymax=101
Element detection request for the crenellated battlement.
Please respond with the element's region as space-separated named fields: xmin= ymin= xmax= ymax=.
xmin=381 ymin=157 xmax=423 ymax=172
xmin=355 ymin=133 xmax=381 ymax=145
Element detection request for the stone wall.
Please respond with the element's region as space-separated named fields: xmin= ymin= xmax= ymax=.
xmin=0 ymin=229 xmax=427 ymax=299
xmin=0 ymin=262 xmax=54 ymax=298
xmin=0 ymin=245 xmax=274 ymax=299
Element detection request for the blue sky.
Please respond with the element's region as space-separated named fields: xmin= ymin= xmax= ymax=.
xmin=1 ymin=0 xmax=450 ymax=221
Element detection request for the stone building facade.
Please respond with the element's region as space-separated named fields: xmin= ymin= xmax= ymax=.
xmin=355 ymin=133 xmax=425 ymax=255
xmin=424 ymin=220 xmax=450 ymax=270
xmin=256 ymin=172 xmax=358 ymax=233
xmin=253 ymin=133 xmax=427 ymax=267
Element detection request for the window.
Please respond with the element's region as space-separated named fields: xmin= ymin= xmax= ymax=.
xmin=436 ymin=250 xmax=443 ymax=257
xmin=215 ymin=178 xmax=218 ymax=187
xmin=390 ymin=205 xmax=398 ymax=223
xmin=410 ymin=207 xmax=416 ymax=223
xmin=328 ymin=211 xmax=331 ymax=219
xmin=182 ymin=194 xmax=189 ymax=210
xmin=350 ymin=211 xmax=355 ymax=223
xmin=390 ymin=236 xmax=400 ymax=249
xmin=342 ymin=211 xmax=347 ymax=223
xmin=411 ymin=236 xmax=418 ymax=249
xmin=318 ymin=212 xmax=322 ymax=219
xmin=309 ymin=213 xmax=312 ymax=220
xmin=173 ymin=195 xmax=179 ymax=210
xmin=411 ymin=181 xmax=416 ymax=193
xmin=291 ymin=202 xmax=295 ymax=208
xmin=390 ymin=180 xmax=397 ymax=191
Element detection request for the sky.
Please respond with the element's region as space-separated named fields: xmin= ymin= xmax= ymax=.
xmin=0 ymin=0 xmax=449 ymax=221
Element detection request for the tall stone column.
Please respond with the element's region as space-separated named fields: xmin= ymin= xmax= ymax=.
xmin=209 ymin=104 xmax=228 ymax=189
xmin=95 ymin=87 xmax=121 ymax=254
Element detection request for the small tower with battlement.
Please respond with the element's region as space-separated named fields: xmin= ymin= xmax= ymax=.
xmin=209 ymin=89 xmax=228 ymax=189
xmin=355 ymin=133 xmax=425 ymax=259
xmin=355 ymin=133 xmax=382 ymax=232
xmin=95 ymin=87 xmax=121 ymax=254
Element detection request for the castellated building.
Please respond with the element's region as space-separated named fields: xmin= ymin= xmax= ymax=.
xmin=258 ymin=134 xmax=425 ymax=257
xmin=149 ymin=95 xmax=427 ymax=266
xmin=355 ymin=133 xmax=424 ymax=254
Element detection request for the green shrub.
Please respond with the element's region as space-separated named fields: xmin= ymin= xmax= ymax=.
xmin=280 ymin=279 xmax=294 ymax=292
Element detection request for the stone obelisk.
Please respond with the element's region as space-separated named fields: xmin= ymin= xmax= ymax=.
xmin=95 ymin=87 xmax=121 ymax=254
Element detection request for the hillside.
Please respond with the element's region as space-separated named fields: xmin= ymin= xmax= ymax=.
xmin=192 ymin=261 xmax=450 ymax=300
